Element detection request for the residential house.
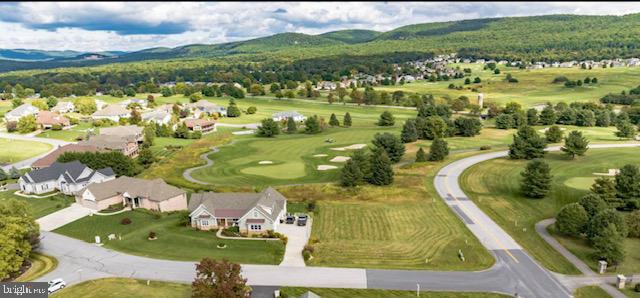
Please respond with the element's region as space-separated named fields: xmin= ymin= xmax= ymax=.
xmin=99 ymin=125 xmax=144 ymax=142
xmin=76 ymin=176 xmax=187 ymax=212
xmin=80 ymin=135 xmax=139 ymax=158
xmin=184 ymin=119 xmax=216 ymax=134
xmin=272 ymin=111 xmax=305 ymax=122
xmin=120 ymin=98 xmax=148 ymax=109
xmin=187 ymin=100 xmax=227 ymax=117
xmin=91 ymin=104 xmax=130 ymax=122
xmin=37 ymin=111 xmax=71 ymax=130
xmin=4 ymin=103 xmax=39 ymax=122
xmin=32 ymin=144 xmax=100 ymax=169
xmin=142 ymin=110 xmax=172 ymax=125
xmin=95 ymin=99 xmax=107 ymax=111
xmin=19 ymin=161 xmax=115 ymax=195
xmin=316 ymin=81 xmax=337 ymax=90
xmin=628 ymin=58 xmax=640 ymax=67
xmin=188 ymin=187 xmax=287 ymax=234
xmin=51 ymin=101 xmax=75 ymax=114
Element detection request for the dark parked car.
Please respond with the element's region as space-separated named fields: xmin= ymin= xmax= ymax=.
xmin=297 ymin=214 xmax=308 ymax=226
xmin=285 ymin=214 xmax=295 ymax=224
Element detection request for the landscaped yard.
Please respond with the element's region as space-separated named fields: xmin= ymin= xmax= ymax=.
xmin=54 ymin=210 xmax=285 ymax=264
xmin=36 ymin=122 xmax=93 ymax=142
xmin=52 ymin=278 xmax=190 ymax=298
xmin=0 ymin=138 xmax=52 ymax=164
xmin=460 ymin=148 xmax=640 ymax=274
xmin=0 ymin=191 xmax=74 ymax=218
xmin=277 ymin=151 xmax=495 ymax=271
xmin=15 ymin=253 xmax=57 ymax=282
xmin=149 ymin=137 xmax=196 ymax=161
xmin=573 ymin=286 xmax=611 ymax=298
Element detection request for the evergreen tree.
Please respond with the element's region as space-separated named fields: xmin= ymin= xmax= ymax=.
xmin=368 ymin=149 xmax=394 ymax=186
xmin=561 ymin=130 xmax=589 ymax=159
xmin=137 ymin=147 xmax=156 ymax=168
xmin=372 ymin=133 xmax=405 ymax=163
xmin=615 ymin=164 xmax=640 ymax=206
xmin=256 ymin=118 xmax=280 ymax=137
xmin=615 ymin=120 xmax=636 ymax=139
xmin=343 ymin=112 xmax=352 ymax=127
xmin=556 ymin=203 xmax=589 ymax=236
xmin=509 ymin=126 xmax=547 ymax=159
xmin=401 ymin=119 xmax=418 ymax=143
xmin=590 ymin=177 xmax=621 ymax=208
xmin=227 ymin=99 xmax=241 ymax=117
xmin=339 ymin=159 xmax=363 ymax=187
xmin=420 ymin=116 xmax=448 ymax=139
xmin=579 ymin=194 xmax=608 ymax=218
xmin=0 ymin=168 xmax=7 ymax=181
xmin=454 ymin=117 xmax=482 ymax=137
xmin=428 ymin=137 xmax=449 ymax=161
xmin=591 ymin=223 xmax=625 ymax=265
xmin=304 ymin=115 xmax=321 ymax=134
xmin=351 ymin=150 xmax=370 ymax=179
xmin=329 ymin=113 xmax=340 ymax=127
xmin=495 ymin=113 xmax=514 ymax=129
xmin=9 ymin=167 xmax=20 ymax=179
xmin=586 ymin=209 xmax=628 ymax=240
xmin=526 ymin=108 xmax=539 ymax=126
xmin=545 ymin=125 xmax=564 ymax=143
xmin=539 ymin=104 xmax=557 ymax=125
xmin=415 ymin=147 xmax=427 ymax=162
xmin=286 ymin=117 xmax=297 ymax=134
xmin=377 ymin=111 xmax=395 ymax=126
xmin=520 ymin=159 xmax=552 ymax=198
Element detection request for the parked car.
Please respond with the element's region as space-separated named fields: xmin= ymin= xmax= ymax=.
xmin=297 ymin=214 xmax=308 ymax=226
xmin=285 ymin=214 xmax=295 ymax=224
xmin=48 ymin=278 xmax=66 ymax=293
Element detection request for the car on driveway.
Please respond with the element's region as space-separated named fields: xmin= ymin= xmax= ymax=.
xmin=285 ymin=214 xmax=295 ymax=224
xmin=48 ymin=278 xmax=66 ymax=293
xmin=297 ymin=214 xmax=308 ymax=226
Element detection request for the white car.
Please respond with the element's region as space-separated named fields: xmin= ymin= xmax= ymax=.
xmin=48 ymin=278 xmax=66 ymax=293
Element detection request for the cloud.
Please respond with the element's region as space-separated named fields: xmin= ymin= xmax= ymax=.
xmin=0 ymin=2 xmax=639 ymax=51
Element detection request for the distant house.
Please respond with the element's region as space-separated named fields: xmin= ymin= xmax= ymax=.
xmin=188 ymin=187 xmax=287 ymax=234
xmin=19 ymin=161 xmax=115 ymax=195
xmin=99 ymin=125 xmax=144 ymax=143
xmin=120 ymin=98 xmax=148 ymax=109
xmin=4 ymin=103 xmax=39 ymax=122
xmin=316 ymin=81 xmax=337 ymax=90
xmin=95 ymin=99 xmax=107 ymax=111
xmin=142 ymin=110 xmax=172 ymax=125
xmin=37 ymin=111 xmax=71 ymax=130
xmin=76 ymin=176 xmax=187 ymax=212
xmin=51 ymin=101 xmax=75 ymax=114
xmin=80 ymin=135 xmax=139 ymax=158
xmin=187 ymin=100 xmax=227 ymax=117
xmin=32 ymin=144 xmax=100 ymax=169
xmin=184 ymin=119 xmax=216 ymax=134
xmin=272 ymin=111 xmax=305 ymax=122
xmin=91 ymin=105 xmax=130 ymax=122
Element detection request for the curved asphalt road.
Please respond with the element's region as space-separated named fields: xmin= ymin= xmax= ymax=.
xmin=35 ymin=143 xmax=640 ymax=297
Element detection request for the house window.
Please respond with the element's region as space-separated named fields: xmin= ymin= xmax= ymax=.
xmin=201 ymin=220 xmax=208 ymax=226
xmin=253 ymin=211 xmax=258 ymax=217
xmin=250 ymin=225 xmax=262 ymax=231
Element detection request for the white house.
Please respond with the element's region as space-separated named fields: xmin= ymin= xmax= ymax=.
xmin=91 ymin=104 xmax=130 ymax=122
xmin=18 ymin=161 xmax=115 ymax=195
xmin=272 ymin=111 xmax=306 ymax=122
xmin=188 ymin=187 xmax=287 ymax=234
xmin=142 ymin=110 xmax=172 ymax=125
xmin=120 ymin=98 xmax=148 ymax=109
xmin=51 ymin=101 xmax=75 ymax=114
xmin=186 ymin=100 xmax=227 ymax=117
xmin=4 ymin=103 xmax=39 ymax=122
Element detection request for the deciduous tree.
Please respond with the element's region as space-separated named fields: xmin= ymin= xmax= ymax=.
xmin=561 ymin=130 xmax=589 ymax=159
xmin=192 ymin=258 xmax=251 ymax=298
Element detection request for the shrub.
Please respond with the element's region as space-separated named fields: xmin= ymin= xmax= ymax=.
xmin=221 ymin=226 xmax=240 ymax=237
xmin=51 ymin=124 xmax=62 ymax=131
xmin=121 ymin=218 xmax=132 ymax=225
xmin=635 ymin=283 xmax=640 ymax=292
xmin=6 ymin=121 xmax=17 ymax=132
xmin=306 ymin=202 xmax=316 ymax=212
xmin=303 ymin=245 xmax=315 ymax=254
xmin=148 ymin=231 xmax=157 ymax=239
xmin=556 ymin=203 xmax=588 ymax=236
xmin=480 ymin=145 xmax=492 ymax=150
xmin=626 ymin=210 xmax=640 ymax=238
xmin=246 ymin=106 xmax=257 ymax=114
xmin=302 ymin=250 xmax=311 ymax=261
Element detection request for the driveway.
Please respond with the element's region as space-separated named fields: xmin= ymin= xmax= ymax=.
xmin=278 ymin=219 xmax=312 ymax=267
xmin=37 ymin=203 xmax=94 ymax=231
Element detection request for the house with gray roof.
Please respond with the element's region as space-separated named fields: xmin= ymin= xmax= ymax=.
xmin=142 ymin=110 xmax=172 ymax=125
xmin=187 ymin=100 xmax=227 ymax=117
xmin=272 ymin=111 xmax=305 ymax=122
xmin=18 ymin=161 xmax=115 ymax=195
xmin=188 ymin=187 xmax=287 ymax=234
xmin=76 ymin=176 xmax=187 ymax=212
xmin=4 ymin=103 xmax=39 ymax=122
xmin=91 ymin=104 xmax=130 ymax=122
xmin=99 ymin=125 xmax=144 ymax=142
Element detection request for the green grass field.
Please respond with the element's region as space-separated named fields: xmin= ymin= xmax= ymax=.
xmin=277 ymin=151 xmax=494 ymax=270
xmin=573 ymin=286 xmax=612 ymax=298
xmin=149 ymin=137 xmax=196 ymax=161
xmin=36 ymin=122 xmax=93 ymax=142
xmin=281 ymin=287 xmax=509 ymax=298
xmin=52 ymin=278 xmax=190 ymax=298
xmin=620 ymin=284 xmax=640 ymax=297
xmin=0 ymin=138 xmax=52 ymax=164
xmin=460 ymin=148 xmax=640 ymax=274
xmin=54 ymin=210 xmax=285 ymax=264
xmin=0 ymin=191 xmax=74 ymax=218
xmin=375 ymin=63 xmax=640 ymax=107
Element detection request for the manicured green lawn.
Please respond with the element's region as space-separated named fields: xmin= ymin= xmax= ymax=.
xmin=281 ymin=287 xmax=510 ymax=298
xmin=375 ymin=63 xmax=640 ymax=107
xmin=277 ymin=151 xmax=494 ymax=270
xmin=620 ymin=284 xmax=640 ymax=297
xmin=54 ymin=210 xmax=285 ymax=264
xmin=0 ymin=138 xmax=52 ymax=164
xmin=36 ymin=122 xmax=93 ymax=142
xmin=460 ymin=148 xmax=640 ymax=274
xmin=573 ymin=286 xmax=612 ymax=298
xmin=15 ymin=253 xmax=57 ymax=282
xmin=53 ymin=278 xmax=190 ymax=298
xmin=0 ymin=191 xmax=74 ymax=218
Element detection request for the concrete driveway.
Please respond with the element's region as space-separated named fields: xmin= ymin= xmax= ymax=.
xmin=278 ymin=219 xmax=312 ymax=267
xmin=37 ymin=203 xmax=94 ymax=231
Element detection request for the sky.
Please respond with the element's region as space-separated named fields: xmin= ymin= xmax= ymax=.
xmin=1 ymin=2 xmax=640 ymax=52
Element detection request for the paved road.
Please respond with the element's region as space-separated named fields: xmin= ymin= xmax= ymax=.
xmin=0 ymin=132 xmax=71 ymax=171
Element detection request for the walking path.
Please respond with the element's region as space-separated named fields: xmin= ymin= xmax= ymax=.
xmin=536 ymin=218 xmax=595 ymax=276
xmin=0 ymin=132 xmax=71 ymax=172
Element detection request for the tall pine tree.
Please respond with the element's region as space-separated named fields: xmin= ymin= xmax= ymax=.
xmin=343 ymin=112 xmax=352 ymax=127
xmin=561 ymin=130 xmax=589 ymax=159
xmin=509 ymin=125 xmax=546 ymax=159
xmin=428 ymin=137 xmax=449 ymax=161
xmin=368 ymin=149 xmax=394 ymax=186
xmin=520 ymin=159 xmax=552 ymax=198
xmin=286 ymin=117 xmax=297 ymax=134
xmin=339 ymin=159 xmax=363 ymax=187
xmin=329 ymin=113 xmax=340 ymax=127
xmin=416 ymin=147 xmax=427 ymax=162
xmin=401 ymin=119 xmax=418 ymax=143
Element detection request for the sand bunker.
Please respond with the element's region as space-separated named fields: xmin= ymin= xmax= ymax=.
xmin=538 ymin=127 xmax=566 ymax=133
xmin=317 ymin=165 xmax=338 ymax=171
xmin=330 ymin=156 xmax=351 ymax=163
xmin=313 ymin=154 xmax=328 ymax=157
xmin=232 ymin=130 xmax=255 ymax=135
xmin=330 ymin=144 xmax=367 ymax=151
xmin=258 ymin=161 xmax=274 ymax=165
xmin=593 ymin=169 xmax=620 ymax=176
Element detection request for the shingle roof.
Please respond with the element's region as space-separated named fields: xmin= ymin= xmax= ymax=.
xmin=84 ymin=176 xmax=185 ymax=202
xmin=6 ymin=104 xmax=38 ymax=118
xmin=272 ymin=111 xmax=303 ymax=118
xmin=189 ymin=187 xmax=286 ymax=221
xmin=99 ymin=125 xmax=143 ymax=137
xmin=80 ymin=135 xmax=133 ymax=150
xmin=21 ymin=161 xmax=114 ymax=184
xmin=32 ymin=144 xmax=100 ymax=169
xmin=37 ymin=111 xmax=70 ymax=126
xmin=92 ymin=104 xmax=129 ymax=117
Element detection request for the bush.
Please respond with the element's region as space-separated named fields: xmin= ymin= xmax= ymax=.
xmin=556 ymin=203 xmax=589 ymax=236
xmin=221 ymin=226 xmax=240 ymax=237
xmin=480 ymin=145 xmax=492 ymax=150
xmin=302 ymin=250 xmax=311 ymax=261
xmin=307 ymin=202 xmax=316 ymax=212
xmin=246 ymin=106 xmax=257 ymax=114
xmin=148 ymin=231 xmax=157 ymax=239
xmin=51 ymin=124 xmax=62 ymax=131
xmin=626 ymin=210 xmax=640 ymax=238
xmin=121 ymin=218 xmax=132 ymax=225
xmin=635 ymin=283 xmax=640 ymax=292
xmin=6 ymin=121 xmax=17 ymax=132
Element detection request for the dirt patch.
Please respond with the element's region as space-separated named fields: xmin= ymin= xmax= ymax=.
xmin=258 ymin=161 xmax=274 ymax=165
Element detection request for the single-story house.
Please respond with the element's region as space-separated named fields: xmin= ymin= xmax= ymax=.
xmin=91 ymin=104 xmax=130 ymax=122
xmin=37 ymin=111 xmax=71 ymax=130
xmin=95 ymin=99 xmax=107 ymax=111
xmin=316 ymin=81 xmax=337 ymax=90
xmin=19 ymin=161 xmax=115 ymax=195
xmin=4 ymin=103 xmax=39 ymax=122
xmin=76 ymin=176 xmax=187 ymax=212
xmin=272 ymin=111 xmax=306 ymax=122
xmin=120 ymin=98 xmax=148 ymax=109
xmin=142 ymin=110 xmax=172 ymax=125
xmin=51 ymin=101 xmax=75 ymax=114
xmin=99 ymin=125 xmax=144 ymax=143
xmin=188 ymin=187 xmax=287 ymax=234
xmin=32 ymin=144 xmax=100 ymax=169
xmin=187 ymin=100 xmax=227 ymax=117
xmin=184 ymin=119 xmax=216 ymax=134
xmin=80 ymin=135 xmax=139 ymax=158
